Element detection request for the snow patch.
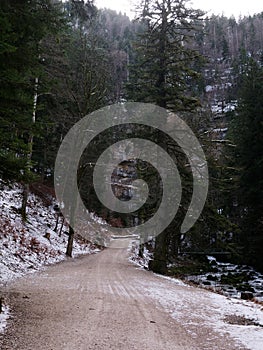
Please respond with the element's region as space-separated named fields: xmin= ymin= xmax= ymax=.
xmin=0 ymin=304 xmax=9 ymax=334
xmin=128 ymin=238 xmax=153 ymax=269
xmin=139 ymin=273 xmax=263 ymax=350
xmin=0 ymin=180 xmax=103 ymax=333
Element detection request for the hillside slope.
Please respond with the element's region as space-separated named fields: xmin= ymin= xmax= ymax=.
xmin=0 ymin=181 xmax=101 ymax=285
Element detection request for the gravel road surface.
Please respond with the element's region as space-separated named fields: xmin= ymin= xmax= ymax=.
xmin=0 ymin=238 xmax=247 ymax=350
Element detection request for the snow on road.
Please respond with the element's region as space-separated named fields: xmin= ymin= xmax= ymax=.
xmin=129 ymin=241 xmax=263 ymax=350
xmin=0 ymin=238 xmax=262 ymax=350
xmin=139 ymin=273 xmax=263 ymax=350
xmin=0 ymin=179 xmax=262 ymax=349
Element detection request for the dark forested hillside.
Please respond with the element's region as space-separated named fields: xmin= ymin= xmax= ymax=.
xmin=0 ymin=0 xmax=262 ymax=271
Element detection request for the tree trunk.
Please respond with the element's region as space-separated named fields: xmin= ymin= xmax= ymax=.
xmin=148 ymin=231 xmax=168 ymax=274
xmin=20 ymin=78 xmax=38 ymax=221
xmin=59 ymin=217 xmax=64 ymax=237
xmin=0 ymin=297 xmax=3 ymax=313
xmin=21 ymin=183 xmax=29 ymax=221
xmin=170 ymin=230 xmax=182 ymax=259
xmin=66 ymin=226 xmax=74 ymax=257
xmin=54 ymin=214 xmax=59 ymax=232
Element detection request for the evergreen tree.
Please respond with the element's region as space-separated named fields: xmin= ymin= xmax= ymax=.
xmin=46 ymin=0 xmax=114 ymax=256
xmin=228 ymin=59 xmax=263 ymax=271
xmin=0 ymin=0 xmax=64 ymax=220
xmin=127 ymin=0 xmax=204 ymax=111
xmin=126 ymin=0 xmax=205 ymax=273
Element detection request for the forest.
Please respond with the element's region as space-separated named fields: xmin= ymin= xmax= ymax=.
xmin=0 ymin=0 xmax=262 ymax=275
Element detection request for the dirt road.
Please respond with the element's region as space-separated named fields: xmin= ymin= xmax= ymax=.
xmin=0 ymin=238 xmax=247 ymax=350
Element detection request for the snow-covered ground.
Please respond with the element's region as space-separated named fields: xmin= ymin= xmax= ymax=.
xmin=129 ymin=239 xmax=263 ymax=350
xmin=185 ymin=256 xmax=263 ymax=302
xmin=128 ymin=240 xmax=263 ymax=350
xmin=141 ymin=276 xmax=263 ymax=350
xmin=1 ymin=185 xmax=262 ymax=349
xmin=128 ymin=239 xmax=153 ymax=269
xmin=0 ymin=180 xmax=102 ymax=333
xmin=130 ymin=239 xmax=263 ymax=301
